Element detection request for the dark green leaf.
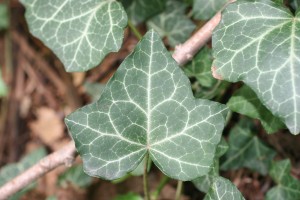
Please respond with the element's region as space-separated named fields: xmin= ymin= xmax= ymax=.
xmin=20 ymin=0 xmax=127 ymax=72
xmin=221 ymin=120 xmax=276 ymax=175
xmin=193 ymin=0 xmax=227 ymax=20
xmin=213 ymin=0 xmax=300 ymax=134
xmin=266 ymin=160 xmax=300 ymax=200
xmin=65 ymin=30 xmax=228 ymax=181
xmin=227 ymin=85 xmax=285 ymax=133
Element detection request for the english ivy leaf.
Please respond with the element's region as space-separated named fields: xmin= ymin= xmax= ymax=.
xmin=204 ymin=177 xmax=245 ymax=200
xmin=125 ymin=0 xmax=167 ymax=25
xmin=20 ymin=0 xmax=127 ymax=72
xmin=266 ymin=160 xmax=300 ymax=200
xmin=227 ymin=85 xmax=285 ymax=134
xmin=65 ymin=30 xmax=228 ymax=181
xmin=84 ymin=82 xmax=106 ymax=102
xmin=290 ymin=0 xmax=300 ymax=10
xmin=0 ymin=4 xmax=8 ymax=30
xmin=221 ymin=120 xmax=276 ymax=175
xmin=192 ymin=138 xmax=228 ymax=193
xmin=184 ymin=47 xmax=217 ymax=88
xmin=58 ymin=165 xmax=93 ymax=188
xmin=193 ymin=0 xmax=227 ymax=20
xmin=0 ymin=148 xmax=47 ymax=200
xmin=147 ymin=0 xmax=195 ymax=47
xmin=213 ymin=0 xmax=300 ymax=134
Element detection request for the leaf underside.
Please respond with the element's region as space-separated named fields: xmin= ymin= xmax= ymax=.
xmin=65 ymin=30 xmax=228 ymax=181
xmin=213 ymin=0 xmax=300 ymax=134
xmin=21 ymin=0 xmax=127 ymax=72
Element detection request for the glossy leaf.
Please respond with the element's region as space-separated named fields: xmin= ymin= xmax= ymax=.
xmin=221 ymin=120 xmax=276 ymax=175
xmin=20 ymin=0 xmax=127 ymax=72
xmin=227 ymin=85 xmax=285 ymax=133
xmin=147 ymin=0 xmax=195 ymax=47
xmin=266 ymin=160 xmax=300 ymax=200
xmin=213 ymin=0 xmax=300 ymax=134
xmin=65 ymin=30 xmax=228 ymax=181
xmin=184 ymin=47 xmax=216 ymax=88
xmin=0 ymin=148 xmax=47 ymax=200
xmin=204 ymin=177 xmax=245 ymax=200
xmin=126 ymin=0 xmax=167 ymax=25
xmin=192 ymin=138 xmax=228 ymax=193
xmin=193 ymin=0 xmax=227 ymax=20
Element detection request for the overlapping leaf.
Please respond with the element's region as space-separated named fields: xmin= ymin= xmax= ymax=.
xmin=193 ymin=138 xmax=228 ymax=193
xmin=204 ymin=177 xmax=245 ymax=200
xmin=125 ymin=0 xmax=167 ymax=25
xmin=221 ymin=120 xmax=276 ymax=175
xmin=147 ymin=0 xmax=195 ymax=47
xmin=184 ymin=47 xmax=216 ymax=88
xmin=227 ymin=85 xmax=285 ymax=133
xmin=266 ymin=160 xmax=300 ymax=200
xmin=0 ymin=148 xmax=47 ymax=199
xmin=213 ymin=0 xmax=300 ymax=134
xmin=65 ymin=30 xmax=228 ymax=181
xmin=193 ymin=0 xmax=227 ymax=20
xmin=20 ymin=0 xmax=127 ymax=72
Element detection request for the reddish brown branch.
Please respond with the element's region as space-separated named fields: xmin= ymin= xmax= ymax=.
xmin=0 ymin=142 xmax=77 ymax=199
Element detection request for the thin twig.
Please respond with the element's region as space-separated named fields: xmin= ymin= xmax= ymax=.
xmin=0 ymin=142 xmax=77 ymax=199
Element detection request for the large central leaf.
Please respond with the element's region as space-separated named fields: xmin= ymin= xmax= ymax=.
xmin=65 ymin=30 xmax=228 ymax=181
xmin=21 ymin=0 xmax=127 ymax=72
xmin=213 ymin=0 xmax=300 ymax=134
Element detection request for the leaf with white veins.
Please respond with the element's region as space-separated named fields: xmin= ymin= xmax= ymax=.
xmin=65 ymin=30 xmax=228 ymax=181
xmin=213 ymin=0 xmax=300 ymax=134
xmin=20 ymin=0 xmax=127 ymax=72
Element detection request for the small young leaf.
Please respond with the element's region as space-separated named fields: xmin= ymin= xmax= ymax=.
xmin=147 ymin=0 xmax=195 ymax=47
xmin=204 ymin=177 xmax=245 ymax=200
xmin=184 ymin=47 xmax=216 ymax=88
xmin=266 ymin=160 xmax=300 ymax=200
xmin=58 ymin=165 xmax=93 ymax=188
xmin=125 ymin=0 xmax=167 ymax=25
xmin=213 ymin=0 xmax=300 ymax=134
xmin=221 ymin=120 xmax=276 ymax=175
xmin=20 ymin=0 xmax=127 ymax=72
xmin=65 ymin=30 xmax=228 ymax=181
xmin=227 ymin=85 xmax=285 ymax=134
xmin=0 ymin=148 xmax=47 ymax=199
xmin=192 ymin=138 xmax=228 ymax=193
xmin=0 ymin=4 xmax=8 ymax=30
xmin=193 ymin=0 xmax=227 ymax=20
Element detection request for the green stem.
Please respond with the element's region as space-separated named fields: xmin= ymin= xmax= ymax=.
xmin=128 ymin=20 xmax=143 ymax=40
xmin=143 ymin=153 xmax=151 ymax=200
xmin=175 ymin=181 xmax=183 ymax=200
xmin=152 ymin=175 xmax=170 ymax=199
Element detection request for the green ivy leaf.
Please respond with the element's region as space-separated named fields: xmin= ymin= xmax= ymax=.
xmin=84 ymin=82 xmax=106 ymax=102
xmin=0 ymin=148 xmax=47 ymax=200
xmin=213 ymin=0 xmax=300 ymax=134
xmin=125 ymin=0 xmax=167 ymax=25
xmin=221 ymin=120 xmax=276 ymax=175
xmin=290 ymin=0 xmax=300 ymax=10
xmin=0 ymin=4 xmax=8 ymax=30
xmin=58 ymin=165 xmax=93 ymax=188
xmin=192 ymin=138 xmax=228 ymax=193
xmin=184 ymin=47 xmax=216 ymax=88
xmin=204 ymin=177 xmax=245 ymax=200
xmin=147 ymin=0 xmax=195 ymax=47
xmin=193 ymin=0 xmax=227 ymax=20
xmin=227 ymin=85 xmax=285 ymax=134
xmin=266 ymin=160 xmax=300 ymax=200
xmin=20 ymin=0 xmax=127 ymax=72
xmin=65 ymin=30 xmax=228 ymax=181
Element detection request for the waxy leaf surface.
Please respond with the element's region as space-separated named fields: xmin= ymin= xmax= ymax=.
xmin=213 ymin=0 xmax=300 ymax=134
xmin=20 ymin=0 xmax=127 ymax=72
xmin=204 ymin=177 xmax=245 ymax=200
xmin=266 ymin=160 xmax=300 ymax=200
xmin=65 ymin=30 xmax=228 ymax=181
